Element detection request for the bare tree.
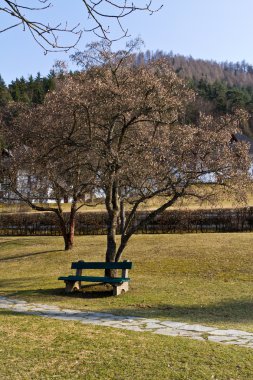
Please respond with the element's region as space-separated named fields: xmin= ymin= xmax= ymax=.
xmin=68 ymin=41 xmax=250 ymax=273
xmin=0 ymin=96 xmax=97 ymax=250
xmin=0 ymin=1 xmax=161 ymax=52
xmin=1 ymin=41 xmax=250 ymax=266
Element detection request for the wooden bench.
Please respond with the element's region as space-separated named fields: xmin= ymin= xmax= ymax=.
xmin=58 ymin=260 xmax=133 ymax=296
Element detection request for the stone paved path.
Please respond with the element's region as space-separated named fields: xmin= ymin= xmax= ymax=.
xmin=1 ymin=296 xmax=253 ymax=349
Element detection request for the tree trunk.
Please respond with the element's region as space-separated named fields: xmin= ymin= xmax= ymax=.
xmin=57 ymin=204 xmax=76 ymax=251
xmin=58 ymin=220 xmax=73 ymax=251
xmin=120 ymin=199 xmax=125 ymax=235
xmin=115 ymin=235 xmax=129 ymax=262
xmin=104 ymin=178 xmax=120 ymax=277
xmin=105 ymin=211 xmax=118 ymax=277
xmin=63 ymin=232 xmax=74 ymax=251
xmin=66 ymin=201 xmax=76 ymax=250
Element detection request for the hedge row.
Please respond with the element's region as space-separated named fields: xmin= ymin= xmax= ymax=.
xmin=0 ymin=207 xmax=253 ymax=236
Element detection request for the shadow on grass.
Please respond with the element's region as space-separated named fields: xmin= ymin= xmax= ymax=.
xmin=0 ymin=295 xmax=252 ymax=327
xmin=0 ymin=238 xmax=33 ymax=246
xmin=4 ymin=284 xmax=113 ymax=299
xmin=0 ymin=250 xmax=63 ymax=261
xmin=0 ymin=310 xmax=33 ymax=317
xmin=0 ymin=238 xmax=45 ymax=248
xmin=2 ymin=285 xmax=253 ymax=325
xmin=34 ymin=285 xmax=113 ymax=299
xmin=103 ymin=299 xmax=253 ymax=324
xmin=0 ymin=278 xmax=42 ymax=289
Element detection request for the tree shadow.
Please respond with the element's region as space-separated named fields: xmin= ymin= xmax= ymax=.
xmin=103 ymin=299 xmax=253 ymax=325
xmin=0 ymin=250 xmax=63 ymax=262
xmin=0 ymin=238 xmax=33 ymax=246
xmin=1 ymin=295 xmax=252 ymax=326
xmin=0 ymin=238 xmax=44 ymax=248
xmin=0 ymin=278 xmax=41 ymax=289
xmin=0 ymin=310 xmax=31 ymax=317
xmin=1 ymin=282 xmax=252 ymax=326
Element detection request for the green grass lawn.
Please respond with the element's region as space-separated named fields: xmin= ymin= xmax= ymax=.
xmin=1 ymin=311 xmax=253 ymax=380
xmin=0 ymin=233 xmax=253 ymax=379
xmin=0 ymin=233 xmax=252 ymax=331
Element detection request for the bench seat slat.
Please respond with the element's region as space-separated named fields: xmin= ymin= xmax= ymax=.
xmin=71 ymin=261 xmax=132 ymax=270
xmin=58 ymin=275 xmax=130 ymax=283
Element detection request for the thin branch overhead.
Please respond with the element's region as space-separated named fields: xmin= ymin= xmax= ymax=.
xmin=0 ymin=0 xmax=162 ymax=53
xmin=0 ymin=0 xmax=82 ymax=53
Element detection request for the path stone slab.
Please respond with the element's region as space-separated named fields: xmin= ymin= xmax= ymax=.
xmin=27 ymin=307 xmax=49 ymax=312
xmin=160 ymin=321 xmax=187 ymax=328
xmin=223 ymin=339 xmax=251 ymax=346
xmin=59 ymin=309 xmax=82 ymax=314
xmin=179 ymin=324 xmax=217 ymax=333
xmin=12 ymin=306 xmax=30 ymax=312
xmin=209 ymin=329 xmax=253 ymax=337
xmin=207 ymin=335 xmax=242 ymax=343
xmin=143 ymin=322 xmax=164 ymax=329
xmin=154 ymin=328 xmax=202 ymax=338
xmin=123 ymin=325 xmax=144 ymax=332
xmin=10 ymin=299 xmax=27 ymax=304
xmin=0 ymin=304 xmax=15 ymax=309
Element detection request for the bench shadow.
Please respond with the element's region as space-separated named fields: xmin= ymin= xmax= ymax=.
xmin=4 ymin=284 xmax=113 ymax=299
xmin=40 ymin=285 xmax=114 ymax=299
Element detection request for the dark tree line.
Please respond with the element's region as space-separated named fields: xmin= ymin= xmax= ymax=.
xmin=0 ymin=72 xmax=56 ymax=106
xmin=3 ymin=50 xmax=253 ymax=138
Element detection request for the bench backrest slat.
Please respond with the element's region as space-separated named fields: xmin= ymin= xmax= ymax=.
xmin=71 ymin=261 xmax=132 ymax=270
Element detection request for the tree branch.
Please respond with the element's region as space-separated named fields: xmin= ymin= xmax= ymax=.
xmin=1 ymin=0 xmax=162 ymax=52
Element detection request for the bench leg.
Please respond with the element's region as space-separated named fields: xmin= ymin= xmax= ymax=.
xmin=64 ymin=280 xmax=81 ymax=293
xmin=112 ymin=282 xmax=129 ymax=296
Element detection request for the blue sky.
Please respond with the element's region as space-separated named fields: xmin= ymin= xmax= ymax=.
xmin=1 ymin=0 xmax=253 ymax=84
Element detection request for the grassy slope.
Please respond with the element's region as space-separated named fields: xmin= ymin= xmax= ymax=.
xmin=0 ymin=311 xmax=253 ymax=380
xmin=0 ymin=234 xmax=252 ymax=331
xmin=0 ymin=234 xmax=253 ymax=379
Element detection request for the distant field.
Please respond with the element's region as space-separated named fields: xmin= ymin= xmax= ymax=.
xmin=1 ymin=192 xmax=253 ymax=214
xmin=0 ymin=233 xmax=253 ymax=378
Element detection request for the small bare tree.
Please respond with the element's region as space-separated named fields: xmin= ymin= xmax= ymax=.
xmin=0 ymin=1 xmax=161 ymax=52
xmin=0 ymin=96 xmax=97 ymax=250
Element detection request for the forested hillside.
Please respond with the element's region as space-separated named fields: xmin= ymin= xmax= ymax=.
xmin=138 ymin=50 xmax=253 ymax=86
xmin=2 ymin=52 xmax=253 ymax=137
xmin=136 ymin=51 xmax=253 ymax=138
xmin=0 ymin=72 xmax=56 ymax=106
